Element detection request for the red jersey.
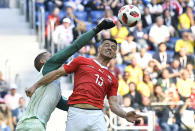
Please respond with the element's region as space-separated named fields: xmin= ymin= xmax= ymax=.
xmin=64 ymin=56 xmax=118 ymax=109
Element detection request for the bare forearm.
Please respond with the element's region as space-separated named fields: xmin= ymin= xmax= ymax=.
xmin=34 ymin=69 xmax=63 ymax=89
xmin=109 ymin=96 xmax=127 ymax=118
xmin=110 ymin=104 xmax=127 ymax=118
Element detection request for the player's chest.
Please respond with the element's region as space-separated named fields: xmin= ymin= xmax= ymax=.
xmin=78 ymin=64 xmax=113 ymax=87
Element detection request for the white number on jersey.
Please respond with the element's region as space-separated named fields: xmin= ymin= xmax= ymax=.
xmin=95 ymin=74 xmax=104 ymax=86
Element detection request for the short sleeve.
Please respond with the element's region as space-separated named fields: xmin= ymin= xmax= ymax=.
xmin=63 ymin=57 xmax=83 ymax=74
xmin=107 ymin=79 xmax=119 ymax=99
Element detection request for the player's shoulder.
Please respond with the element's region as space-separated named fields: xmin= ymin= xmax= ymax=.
xmin=72 ymin=56 xmax=93 ymax=64
xmin=74 ymin=56 xmax=91 ymax=61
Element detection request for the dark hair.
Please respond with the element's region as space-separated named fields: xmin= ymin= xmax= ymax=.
xmin=158 ymin=42 xmax=166 ymax=47
xmin=101 ymin=38 xmax=117 ymax=45
xmin=34 ymin=52 xmax=48 ymax=72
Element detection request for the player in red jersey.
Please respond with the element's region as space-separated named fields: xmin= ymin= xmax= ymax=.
xmin=27 ymin=38 xmax=141 ymax=130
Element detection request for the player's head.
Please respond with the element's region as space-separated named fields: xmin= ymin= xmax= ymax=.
xmin=98 ymin=39 xmax=117 ymax=60
xmin=34 ymin=52 xmax=52 ymax=72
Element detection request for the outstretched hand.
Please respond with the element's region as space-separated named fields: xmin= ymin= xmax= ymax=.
xmin=25 ymin=86 xmax=36 ymax=97
xmin=125 ymin=111 xmax=142 ymax=123
xmin=94 ymin=19 xmax=115 ymax=33
xmin=98 ymin=19 xmax=115 ymax=30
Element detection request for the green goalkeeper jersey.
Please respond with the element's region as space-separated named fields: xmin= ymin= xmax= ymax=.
xmin=18 ymin=68 xmax=61 ymax=125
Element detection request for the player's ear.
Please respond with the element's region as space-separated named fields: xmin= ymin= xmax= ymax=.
xmin=98 ymin=45 xmax=102 ymax=52
xmin=40 ymin=59 xmax=46 ymax=65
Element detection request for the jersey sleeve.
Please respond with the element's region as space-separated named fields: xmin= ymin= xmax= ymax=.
xmin=63 ymin=56 xmax=83 ymax=74
xmin=107 ymin=78 xmax=119 ymax=99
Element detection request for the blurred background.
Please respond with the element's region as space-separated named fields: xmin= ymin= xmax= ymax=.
xmin=0 ymin=0 xmax=194 ymax=131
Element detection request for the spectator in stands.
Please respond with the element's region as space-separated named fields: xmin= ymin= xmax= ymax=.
xmin=0 ymin=113 xmax=11 ymax=131
xmin=97 ymin=9 xmax=117 ymax=40
xmin=150 ymin=85 xmax=166 ymax=103
xmin=141 ymin=6 xmax=154 ymax=31
xmin=128 ymin=82 xmax=143 ymax=108
xmin=125 ymin=57 xmax=143 ymax=84
xmin=180 ymin=0 xmax=195 ymax=8
xmin=175 ymin=31 xmax=195 ymax=55
xmin=81 ymin=0 xmax=104 ymax=11
xmin=190 ymin=84 xmax=195 ymax=110
xmin=136 ymin=0 xmax=145 ymax=15
xmin=141 ymin=96 xmax=152 ymax=112
xmin=153 ymin=42 xmax=171 ymax=68
xmin=178 ymin=6 xmax=194 ymax=32
xmin=157 ymin=69 xmax=173 ymax=93
xmin=179 ymin=98 xmax=195 ymax=131
xmin=176 ymin=69 xmax=194 ymax=100
xmin=45 ymin=0 xmax=64 ymax=11
xmin=108 ymin=59 xmax=121 ymax=79
xmin=134 ymin=47 xmax=152 ymax=69
xmin=12 ymin=97 xmax=26 ymax=128
xmin=118 ymin=71 xmax=130 ymax=96
xmin=137 ymin=73 xmax=154 ymax=98
xmin=165 ymin=84 xmax=180 ymax=103
xmin=159 ymin=103 xmax=179 ymax=131
xmin=174 ymin=47 xmax=193 ymax=68
xmin=65 ymin=6 xmax=79 ymax=27
xmin=0 ymin=71 xmax=9 ymax=98
xmin=0 ymin=104 xmax=13 ymax=131
xmin=120 ymin=33 xmax=137 ymax=64
xmin=110 ymin=0 xmax=125 ymax=16
xmin=97 ymin=8 xmax=117 ymax=40
xmin=72 ymin=21 xmax=86 ymax=40
xmin=162 ymin=0 xmax=183 ymax=18
xmin=163 ymin=9 xmax=176 ymax=38
xmin=144 ymin=59 xmax=161 ymax=85
xmin=186 ymin=63 xmax=195 ymax=81
xmin=103 ymin=8 xmax=117 ymax=22
xmin=115 ymin=49 xmax=123 ymax=65
xmin=53 ymin=18 xmax=73 ymax=52
xmin=149 ymin=16 xmax=170 ymax=50
xmin=168 ymin=58 xmax=181 ymax=83
xmin=102 ymin=0 xmax=113 ymax=9
xmin=110 ymin=20 xmax=129 ymax=44
xmin=73 ymin=21 xmax=94 ymax=57
xmin=45 ymin=7 xmax=60 ymax=50
xmin=4 ymin=84 xmax=21 ymax=111
xmin=64 ymin=0 xmax=84 ymax=11
xmin=147 ymin=0 xmax=163 ymax=20
xmin=133 ymin=21 xmax=149 ymax=50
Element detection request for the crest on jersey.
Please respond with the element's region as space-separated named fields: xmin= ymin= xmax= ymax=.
xmin=87 ymin=65 xmax=94 ymax=68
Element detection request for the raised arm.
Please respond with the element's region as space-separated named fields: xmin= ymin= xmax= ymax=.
xmin=42 ymin=19 xmax=115 ymax=75
xmin=109 ymin=96 xmax=141 ymax=123
xmin=26 ymin=66 xmax=66 ymax=97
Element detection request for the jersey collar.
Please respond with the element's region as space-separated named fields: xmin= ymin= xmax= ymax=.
xmin=93 ymin=59 xmax=108 ymax=70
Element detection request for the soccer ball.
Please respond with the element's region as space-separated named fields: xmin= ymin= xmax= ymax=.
xmin=118 ymin=5 xmax=141 ymax=27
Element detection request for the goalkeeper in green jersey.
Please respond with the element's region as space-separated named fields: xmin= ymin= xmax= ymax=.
xmin=16 ymin=19 xmax=115 ymax=131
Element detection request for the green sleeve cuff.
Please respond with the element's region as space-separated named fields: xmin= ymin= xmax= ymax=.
xmin=56 ymin=96 xmax=69 ymax=111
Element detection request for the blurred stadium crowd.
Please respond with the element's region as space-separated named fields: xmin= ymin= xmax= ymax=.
xmin=0 ymin=0 xmax=195 ymax=131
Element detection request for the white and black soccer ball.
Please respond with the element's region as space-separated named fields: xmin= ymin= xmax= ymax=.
xmin=118 ymin=5 xmax=141 ymax=27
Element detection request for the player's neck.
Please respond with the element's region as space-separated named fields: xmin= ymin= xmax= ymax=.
xmin=95 ymin=57 xmax=110 ymax=67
